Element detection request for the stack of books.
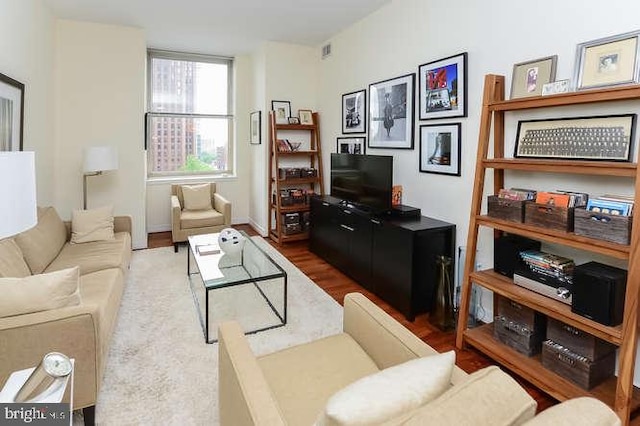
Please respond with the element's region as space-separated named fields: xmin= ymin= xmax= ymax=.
xmin=498 ymin=188 xmax=536 ymax=200
xmin=519 ymin=250 xmax=574 ymax=284
xmin=535 ymin=191 xmax=588 ymax=208
xmin=586 ymin=194 xmax=634 ymax=216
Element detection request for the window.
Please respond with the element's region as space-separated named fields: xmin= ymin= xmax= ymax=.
xmin=146 ymin=49 xmax=234 ymax=177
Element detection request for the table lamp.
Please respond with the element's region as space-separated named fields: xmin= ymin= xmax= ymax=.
xmin=0 ymin=151 xmax=37 ymax=239
xmin=83 ymin=146 xmax=118 ymax=209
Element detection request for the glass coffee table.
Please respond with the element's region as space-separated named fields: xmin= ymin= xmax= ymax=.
xmin=187 ymin=231 xmax=287 ymax=343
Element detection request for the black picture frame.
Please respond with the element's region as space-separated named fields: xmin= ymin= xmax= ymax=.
xmin=418 ymin=52 xmax=467 ymax=120
xmin=368 ymin=73 xmax=415 ymax=149
xmin=342 ymin=90 xmax=366 ymax=134
xmin=336 ymin=136 xmax=366 ymax=155
xmin=419 ymin=123 xmax=462 ymax=176
xmin=271 ymin=100 xmax=291 ymax=124
xmin=0 ymin=72 xmax=25 ymax=152
xmin=514 ymin=114 xmax=636 ymax=161
xmin=250 ymin=110 xmax=261 ymax=145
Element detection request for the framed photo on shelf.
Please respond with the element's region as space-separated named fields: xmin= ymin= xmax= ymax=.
xmin=574 ymin=30 xmax=640 ymax=91
xmin=336 ymin=136 xmax=366 ymax=155
xmin=250 ymin=111 xmax=261 ymax=145
xmin=510 ymin=55 xmax=557 ymax=99
xmin=368 ymin=73 xmax=415 ymax=149
xmin=288 ymin=117 xmax=300 ymax=124
xmin=299 ymin=109 xmax=313 ymax=125
xmin=419 ymin=123 xmax=461 ymax=176
xmin=418 ymin=52 xmax=467 ymax=120
xmin=514 ymin=114 xmax=636 ymax=161
xmin=271 ymin=100 xmax=291 ymax=124
xmin=0 ymin=72 xmax=25 ymax=151
xmin=342 ymin=90 xmax=366 ymax=133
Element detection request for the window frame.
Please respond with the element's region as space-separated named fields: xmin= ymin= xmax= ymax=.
xmin=146 ymin=49 xmax=235 ymax=178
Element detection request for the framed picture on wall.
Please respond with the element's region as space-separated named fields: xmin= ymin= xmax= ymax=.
xmin=250 ymin=111 xmax=261 ymax=145
xmin=336 ymin=137 xmax=366 ymax=155
xmin=418 ymin=52 xmax=467 ymax=120
xmin=0 ymin=72 xmax=25 ymax=152
xmin=510 ymin=55 xmax=557 ymax=99
xmin=271 ymin=100 xmax=291 ymax=124
xmin=368 ymin=73 xmax=415 ymax=149
xmin=342 ymin=90 xmax=366 ymax=133
xmin=419 ymin=123 xmax=461 ymax=176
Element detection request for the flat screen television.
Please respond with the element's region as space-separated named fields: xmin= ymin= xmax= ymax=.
xmin=330 ymin=153 xmax=393 ymax=213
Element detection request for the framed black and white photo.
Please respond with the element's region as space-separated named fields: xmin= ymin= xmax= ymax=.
xmin=419 ymin=123 xmax=461 ymax=176
xmin=342 ymin=90 xmax=366 ymax=133
xmin=514 ymin=114 xmax=636 ymax=161
xmin=271 ymin=100 xmax=291 ymax=125
xmin=250 ymin=111 xmax=261 ymax=145
xmin=510 ymin=55 xmax=557 ymax=99
xmin=336 ymin=137 xmax=366 ymax=155
xmin=574 ymin=30 xmax=640 ymax=91
xmin=418 ymin=53 xmax=467 ymax=120
xmin=0 ymin=72 xmax=25 ymax=152
xmin=368 ymin=73 xmax=415 ymax=149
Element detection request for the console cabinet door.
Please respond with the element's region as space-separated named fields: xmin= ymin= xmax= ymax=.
xmin=310 ymin=198 xmax=342 ymax=265
xmin=338 ymin=209 xmax=372 ymax=288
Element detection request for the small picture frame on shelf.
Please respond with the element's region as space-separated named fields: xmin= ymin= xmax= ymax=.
xmin=419 ymin=123 xmax=461 ymax=176
xmin=541 ymin=79 xmax=570 ymax=96
xmin=250 ymin=111 xmax=261 ymax=145
xmin=299 ymin=109 xmax=313 ymax=125
xmin=336 ymin=137 xmax=366 ymax=155
xmin=510 ymin=55 xmax=557 ymax=99
xmin=271 ymin=100 xmax=291 ymax=124
xmin=288 ymin=117 xmax=300 ymax=124
xmin=342 ymin=90 xmax=366 ymax=133
xmin=574 ymin=30 xmax=640 ymax=91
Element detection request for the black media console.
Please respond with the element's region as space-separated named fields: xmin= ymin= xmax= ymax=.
xmin=309 ymin=195 xmax=456 ymax=321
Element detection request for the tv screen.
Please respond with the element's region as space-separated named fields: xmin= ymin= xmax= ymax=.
xmin=330 ymin=153 xmax=393 ymax=212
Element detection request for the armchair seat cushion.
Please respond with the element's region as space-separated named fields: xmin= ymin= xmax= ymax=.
xmin=258 ymin=333 xmax=379 ymax=426
xmin=180 ymin=209 xmax=225 ymax=229
xmin=45 ymin=232 xmax=132 ymax=275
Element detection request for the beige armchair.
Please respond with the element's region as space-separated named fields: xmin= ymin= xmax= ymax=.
xmin=171 ymin=183 xmax=231 ymax=252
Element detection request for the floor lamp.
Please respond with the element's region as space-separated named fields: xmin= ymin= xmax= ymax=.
xmin=83 ymin=146 xmax=118 ymax=210
xmin=0 ymin=151 xmax=37 ymax=239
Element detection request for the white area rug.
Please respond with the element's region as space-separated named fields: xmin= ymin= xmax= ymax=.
xmin=87 ymin=237 xmax=342 ymax=425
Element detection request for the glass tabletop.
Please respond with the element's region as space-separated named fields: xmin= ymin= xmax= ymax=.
xmin=188 ymin=231 xmax=285 ymax=289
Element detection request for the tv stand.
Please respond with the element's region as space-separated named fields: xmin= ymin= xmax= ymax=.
xmin=310 ymin=195 xmax=456 ymax=320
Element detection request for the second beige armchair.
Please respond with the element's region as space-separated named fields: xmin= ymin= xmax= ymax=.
xmin=171 ymin=183 xmax=231 ymax=252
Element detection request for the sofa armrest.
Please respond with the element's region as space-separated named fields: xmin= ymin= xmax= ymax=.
xmin=213 ymin=193 xmax=231 ymax=225
xmin=171 ymin=195 xmax=182 ymax=233
xmin=114 ymin=215 xmax=132 ymax=235
xmin=218 ymin=321 xmax=285 ymax=426
xmin=523 ymin=397 xmax=620 ymax=426
xmin=343 ymin=293 xmax=467 ymax=384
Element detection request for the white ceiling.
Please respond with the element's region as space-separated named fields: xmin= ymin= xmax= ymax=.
xmin=42 ymin=0 xmax=391 ymax=56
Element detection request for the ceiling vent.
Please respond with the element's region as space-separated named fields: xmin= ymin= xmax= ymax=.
xmin=321 ymin=43 xmax=332 ymax=60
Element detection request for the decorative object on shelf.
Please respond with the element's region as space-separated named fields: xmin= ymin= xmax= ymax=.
xmin=276 ymin=139 xmax=302 ymax=152
xmin=342 ymin=89 xmax=366 ymax=133
xmin=514 ymin=114 xmax=636 ymax=161
xmin=392 ymin=185 xmax=403 ymax=206
xmin=573 ymin=29 xmax=640 ymax=91
xmin=250 ymin=111 xmax=261 ymax=145
xmin=419 ymin=123 xmax=461 ymax=176
xmin=542 ymin=79 xmax=570 ymax=96
xmin=418 ymin=52 xmax=467 ymax=120
xmin=0 ymin=72 xmax=25 ymax=152
xmin=431 ymin=256 xmax=455 ymax=331
xmin=510 ymin=55 xmax=558 ymax=99
xmin=336 ymin=136 xmax=366 ymax=155
xmin=0 ymin=151 xmax=36 ymax=239
xmin=298 ymin=109 xmax=313 ymax=125
xmin=271 ymin=100 xmax=291 ymax=124
xmin=288 ymin=117 xmax=300 ymax=124
xmin=368 ymin=73 xmax=415 ymax=149
xmin=83 ymin=146 xmax=119 ymax=210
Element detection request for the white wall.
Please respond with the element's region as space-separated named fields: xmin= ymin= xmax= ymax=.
xmin=54 ymin=20 xmax=147 ymax=248
xmin=0 ymin=0 xmax=55 ymax=205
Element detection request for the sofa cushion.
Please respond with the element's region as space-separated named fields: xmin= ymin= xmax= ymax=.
xmin=401 ymin=366 xmax=537 ymax=426
xmin=182 ymin=184 xmax=212 ymax=211
xmin=45 ymin=232 xmax=131 ymax=275
xmin=0 ymin=267 xmax=80 ymax=317
xmin=180 ymin=209 xmax=225 ymax=229
xmin=317 ymin=351 xmax=455 ymax=426
xmin=14 ymin=206 xmax=67 ymax=274
xmin=0 ymin=239 xmax=31 ymax=278
xmin=522 ymin=397 xmax=620 ymax=426
xmin=71 ymin=205 xmax=115 ymax=244
xmin=258 ymin=333 xmax=379 ymax=426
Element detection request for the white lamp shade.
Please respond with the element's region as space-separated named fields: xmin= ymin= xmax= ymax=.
xmin=0 ymin=151 xmax=37 ymax=239
xmin=83 ymin=146 xmax=118 ymax=173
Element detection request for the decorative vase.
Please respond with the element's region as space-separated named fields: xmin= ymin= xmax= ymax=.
xmin=431 ymin=255 xmax=455 ymax=331
xmin=218 ymin=228 xmax=245 ymax=256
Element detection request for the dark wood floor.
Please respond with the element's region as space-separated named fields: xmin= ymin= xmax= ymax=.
xmin=148 ymin=227 xmax=556 ymax=413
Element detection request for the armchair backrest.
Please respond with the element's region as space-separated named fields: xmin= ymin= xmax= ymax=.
xmin=171 ymin=183 xmax=217 ymax=207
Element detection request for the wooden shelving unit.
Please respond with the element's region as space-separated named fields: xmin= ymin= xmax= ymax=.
xmin=268 ymin=111 xmax=324 ymax=243
xmin=455 ymin=75 xmax=640 ymax=425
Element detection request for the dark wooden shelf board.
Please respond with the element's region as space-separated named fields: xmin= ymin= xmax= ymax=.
xmin=482 ymin=158 xmax=636 ymax=177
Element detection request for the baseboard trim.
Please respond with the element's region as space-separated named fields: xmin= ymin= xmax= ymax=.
xmin=147 ymin=224 xmax=171 ymax=233
xmin=249 ymin=218 xmax=268 ymax=237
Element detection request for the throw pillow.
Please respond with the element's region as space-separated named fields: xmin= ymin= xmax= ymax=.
xmin=71 ymin=205 xmax=115 ymax=244
xmin=0 ymin=239 xmax=31 ymax=278
xmin=182 ymin=184 xmax=212 ymax=211
xmin=316 ymin=351 xmax=455 ymax=426
xmin=0 ymin=266 xmax=81 ymax=318
xmin=14 ymin=206 xmax=68 ymax=274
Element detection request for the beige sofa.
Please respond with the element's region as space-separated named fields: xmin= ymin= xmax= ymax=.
xmin=219 ymin=293 xmax=620 ymax=426
xmin=0 ymin=206 xmax=131 ymax=423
